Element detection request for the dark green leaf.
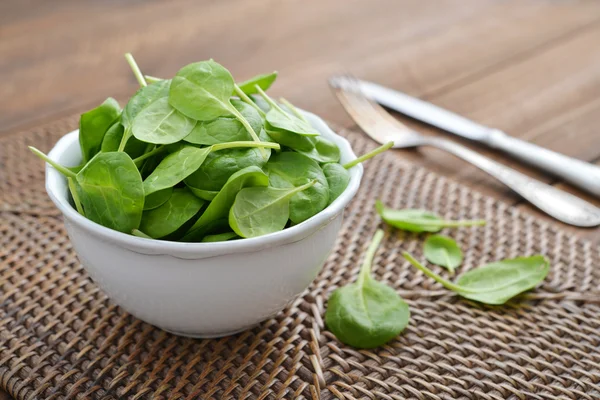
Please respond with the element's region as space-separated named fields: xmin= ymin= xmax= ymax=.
xmin=403 ymin=252 xmax=550 ymax=305
xmin=266 ymin=152 xmax=329 ymax=224
xmin=75 ymin=152 xmax=144 ymax=233
xmin=423 ymin=235 xmax=463 ymax=275
xmin=265 ymin=127 xmax=315 ymax=152
xmin=201 ymin=232 xmax=239 ymax=242
xmin=229 ymin=180 xmax=316 ymax=238
xmin=323 ymin=163 xmax=350 ymax=205
xmin=79 ymin=97 xmax=121 ymax=163
xmin=376 ymin=201 xmax=486 ymax=232
xmin=187 ymin=187 xmax=218 ymax=201
xmin=139 ymin=188 xmax=204 ymax=238
xmin=101 ymin=120 xmax=148 ymax=158
xmin=296 ymin=136 xmax=341 ymax=163
xmin=144 ymin=187 xmax=173 ymax=210
xmin=326 ymin=230 xmax=410 ymax=349
xmin=237 ymin=71 xmax=278 ymax=95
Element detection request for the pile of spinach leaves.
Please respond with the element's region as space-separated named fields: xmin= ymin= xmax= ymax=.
xmin=31 ymin=54 xmax=391 ymax=241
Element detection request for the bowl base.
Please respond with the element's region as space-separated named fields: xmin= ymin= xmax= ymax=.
xmin=162 ymin=324 xmax=257 ymax=339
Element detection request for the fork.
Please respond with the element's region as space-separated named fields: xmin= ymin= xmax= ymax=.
xmin=330 ymin=76 xmax=600 ymax=227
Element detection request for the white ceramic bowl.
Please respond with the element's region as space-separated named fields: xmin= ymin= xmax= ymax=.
xmin=45 ymin=111 xmax=363 ymax=338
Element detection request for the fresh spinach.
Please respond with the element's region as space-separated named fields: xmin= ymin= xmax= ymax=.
xmin=139 ymin=188 xmax=205 ymax=238
xmin=255 ymin=86 xmax=320 ymax=137
xmin=76 ymin=152 xmax=144 ymax=233
xmin=236 ymin=71 xmax=278 ymax=95
xmin=79 ymin=97 xmax=121 ymax=163
xmin=322 ymin=163 xmax=350 ymax=205
xmin=229 ymin=180 xmax=317 ymax=238
xmin=296 ymin=136 xmax=341 ymax=163
xmin=265 ymin=127 xmax=315 ymax=152
xmin=184 ymin=166 xmax=269 ymax=241
xmin=403 ymin=252 xmax=550 ymax=305
xmin=187 ymin=187 xmax=218 ymax=201
xmin=184 ymin=100 xmax=263 ymax=145
xmin=325 ymin=230 xmax=410 ymax=349
xmin=67 ymin=177 xmax=84 ymax=215
xmin=266 ymin=152 xmax=329 ymax=224
xmin=144 ymin=187 xmax=173 ymax=210
xmin=168 ymin=60 xmax=265 ymax=156
xmin=423 ymin=235 xmax=462 ymax=275
xmin=132 ymin=97 xmax=195 ymax=144
xmin=144 ymin=141 xmax=278 ymax=195
xmin=101 ymin=120 xmax=148 ymax=158
xmin=376 ymin=201 xmax=486 ymax=232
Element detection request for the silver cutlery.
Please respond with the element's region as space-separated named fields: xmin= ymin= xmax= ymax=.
xmin=330 ymin=76 xmax=600 ymax=228
xmin=346 ymin=78 xmax=600 ymax=197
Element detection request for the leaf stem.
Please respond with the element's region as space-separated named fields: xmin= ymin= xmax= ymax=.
xmin=29 ymin=147 xmax=77 ymax=178
xmin=125 ymin=53 xmax=147 ymax=87
xmin=117 ymin=127 xmax=132 ymax=152
xmin=227 ymin=103 xmax=267 ymax=158
xmin=133 ymin=145 xmax=167 ymax=166
xmin=144 ymin=75 xmax=163 ymax=84
xmin=279 ymin=98 xmax=309 ymax=123
xmin=234 ymin=84 xmax=266 ymax=116
xmin=211 ymin=141 xmax=280 ymax=152
xmin=343 ymin=141 xmax=394 ymax=169
xmin=132 ymin=229 xmax=153 ymax=239
xmin=357 ymin=229 xmax=385 ymax=286
xmin=68 ymin=178 xmax=84 ymax=215
xmin=254 ymin=85 xmax=287 ymax=115
xmin=402 ymin=252 xmax=490 ymax=294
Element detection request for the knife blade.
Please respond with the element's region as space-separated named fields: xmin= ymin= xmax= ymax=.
xmin=331 ymin=77 xmax=600 ymax=197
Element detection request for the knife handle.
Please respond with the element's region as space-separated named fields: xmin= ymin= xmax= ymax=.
xmin=485 ymin=129 xmax=600 ymax=197
xmin=426 ymin=137 xmax=600 ymax=227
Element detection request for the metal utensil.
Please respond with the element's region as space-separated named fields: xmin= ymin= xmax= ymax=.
xmin=330 ymin=76 xmax=600 ymax=227
xmin=348 ymin=78 xmax=600 ymax=197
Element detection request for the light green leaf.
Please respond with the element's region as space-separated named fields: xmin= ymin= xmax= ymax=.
xmin=423 ymin=235 xmax=463 ymax=275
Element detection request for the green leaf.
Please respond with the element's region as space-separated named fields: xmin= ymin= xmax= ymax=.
xmin=169 ymin=60 xmax=235 ymax=120
xmin=376 ymin=201 xmax=486 ymax=232
xmin=423 ymin=235 xmax=463 ymax=275
xmin=187 ymin=187 xmax=218 ymax=201
xmin=139 ymin=188 xmax=205 ymax=238
xmin=184 ymin=100 xmax=263 ymax=145
xmin=403 ymin=252 xmax=550 ymax=305
xmin=265 ymin=127 xmax=315 ymax=152
xmin=229 ymin=180 xmax=316 ymax=238
xmin=143 ymin=145 xmax=212 ymax=196
xmin=144 ymin=187 xmax=173 ymax=210
xmin=79 ymin=98 xmax=121 ymax=163
xmin=296 ymin=136 xmax=341 ymax=163
xmin=201 ymin=232 xmax=239 ymax=242
xmin=184 ymin=166 xmax=269 ymax=241
xmin=236 ymin=71 xmax=278 ymax=95
xmin=122 ymin=80 xmax=170 ymax=129
xmin=266 ymin=152 xmax=329 ymax=224
xmin=322 ymin=163 xmax=350 ymax=205
xmin=255 ymin=86 xmax=319 ymax=136
xmin=75 ymin=152 xmax=144 ymax=233
xmin=325 ymin=230 xmax=410 ymax=349
xmin=101 ymin=120 xmax=148 ymax=158
xmin=131 ymin=97 xmax=195 ymax=144
xmin=67 ymin=177 xmax=84 ymax=215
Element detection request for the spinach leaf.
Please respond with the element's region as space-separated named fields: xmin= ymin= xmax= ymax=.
xmin=325 ymin=230 xmax=410 ymax=349
xmin=423 ymin=235 xmax=462 ymax=275
xmin=144 ymin=141 xmax=278 ymax=195
xmin=296 ymin=136 xmax=341 ymax=163
xmin=254 ymin=86 xmax=319 ymax=137
xmin=184 ymin=100 xmax=263 ymax=145
xmin=68 ymin=177 xmax=84 ymax=215
xmin=323 ymin=163 xmax=350 ymax=205
xmin=236 ymin=71 xmax=278 ymax=95
xmin=132 ymin=229 xmax=152 ymax=239
xmin=79 ymin=97 xmax=121 ymax=163
xmin=184 ymin=166 xmax=269 ymax=241
xmin=376 ymin=201 xmax=486 ymax=232
xmin=229 ymin=180 xmax=316 ymax=238
xmin=139 ymin=188 xmax=204 ymax=238
xmin=75 ymin=152 xmax=144 ymax=233
xmin=265 ymin=127 xmax=315 ymax=151
xmin=201 ymin=232 xmax=239 ymax=242
xmin=132 ymin=97 xmax=195 ymax=144
xmin=403 ymin=252 xmax=550 ymax=305
xmin=168 ymin=60 xmax=265 ymax=155
xmin=144 ymin=187 xmax=173 ymax=210
xmin=266 ymin=152 xmax=329 ymax=224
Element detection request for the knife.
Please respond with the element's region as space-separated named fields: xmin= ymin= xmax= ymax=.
xmin=352 ymin=78 xmax=600 ymax=197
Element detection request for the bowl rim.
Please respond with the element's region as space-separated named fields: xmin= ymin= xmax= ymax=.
xmin=45 ymin=110 xmax=363 ymax=258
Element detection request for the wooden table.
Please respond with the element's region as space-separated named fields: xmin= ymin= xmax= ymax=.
xmin=1 ymin=0 xmax=600 ymax=398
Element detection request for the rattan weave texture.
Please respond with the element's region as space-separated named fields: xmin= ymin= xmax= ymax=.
xmin=1 ymin=116 xmax=600 ymax=400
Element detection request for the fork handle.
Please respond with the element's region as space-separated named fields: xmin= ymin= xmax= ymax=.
xmin=485 ymin=129 xmax=600 ymax=197
xmin=424 ymin=137 xmax=600 ymax=227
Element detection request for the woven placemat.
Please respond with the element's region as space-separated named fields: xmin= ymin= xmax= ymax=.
xmin=1 ymin=115 xmax=600 ymax=400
